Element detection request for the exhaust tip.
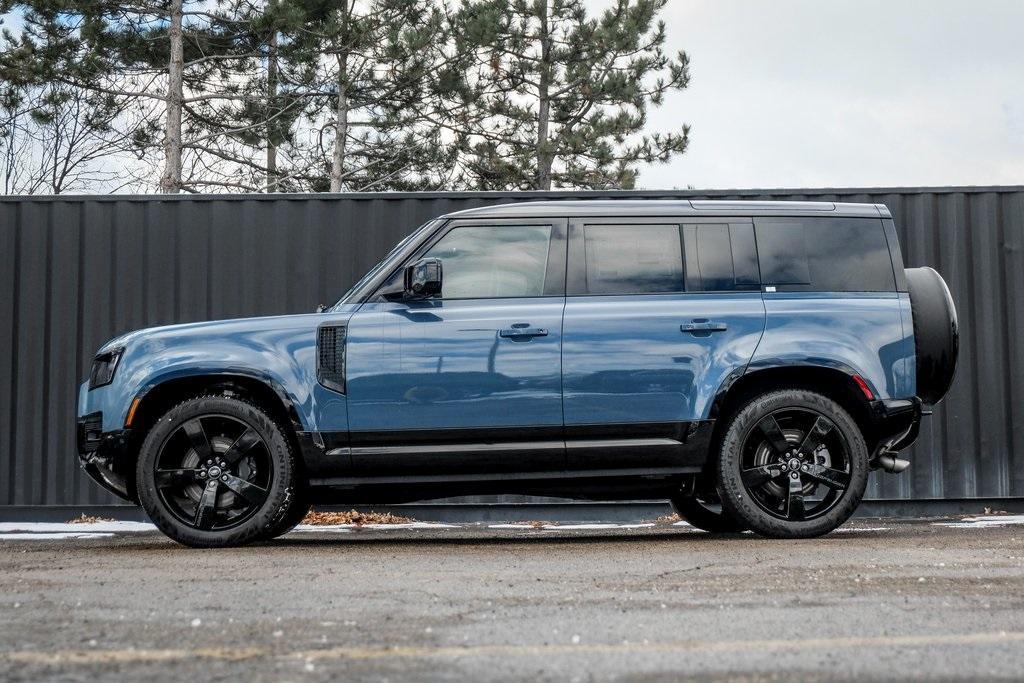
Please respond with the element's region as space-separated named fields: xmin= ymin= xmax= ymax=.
xmin=874 ymin=454 xmax=910 ymax=474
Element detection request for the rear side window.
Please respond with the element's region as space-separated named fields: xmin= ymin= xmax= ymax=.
xmin=755 ymin=217 xmax=896 ymax=292
xmin=683 ymin=223 xmax=760 ymax=292
xmin=583 ymin=224 xmax=684 ymax=294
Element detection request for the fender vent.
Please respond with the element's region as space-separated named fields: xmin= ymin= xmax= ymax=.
xmin=317 ymin=324 xmax=347 ymax=393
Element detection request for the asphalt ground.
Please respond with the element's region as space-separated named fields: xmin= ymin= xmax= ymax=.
xmin=2 ymin=516 xmax=1024 ymax=681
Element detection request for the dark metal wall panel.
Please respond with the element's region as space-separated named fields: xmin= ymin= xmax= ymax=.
xmin=1003 ymin=191 xmax=1024 ymax=498
xmin=0 ymin=202 xmax=18 ymax=505
xmin=0 ymin=187 xmax=1021 ymax=506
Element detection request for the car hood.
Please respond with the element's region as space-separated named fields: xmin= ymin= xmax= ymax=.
xmin=96 ymin=305 xmax=362 ymax=354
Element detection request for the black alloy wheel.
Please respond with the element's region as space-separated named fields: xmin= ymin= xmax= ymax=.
xmin=738 ymin=408 xmax=851 ymax=522
xmin=137 ymin=395 xmax=298 ymax=547
xmin=153 ymin=414 xmax=273 ymax=531
xmin=718 ymin=389 xmax=869 ymax=538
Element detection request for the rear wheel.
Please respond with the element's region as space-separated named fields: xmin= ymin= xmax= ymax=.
xmin=670 ymin=491 xmax=746 ymax=533
xmin=717 ymin=389 xmax=868 ymax=539
xmin=136 ymin=395 xmax=299 ymax=548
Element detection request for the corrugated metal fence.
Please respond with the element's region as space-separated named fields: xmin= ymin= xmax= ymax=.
xmin=1 ymin=187 xmax=1022 ymax=507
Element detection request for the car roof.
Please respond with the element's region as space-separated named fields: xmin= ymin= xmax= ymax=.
xmin=443 ymin=199 xmax=889 ymax=219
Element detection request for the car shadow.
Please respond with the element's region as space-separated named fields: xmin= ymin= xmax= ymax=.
xmin=39 ymin=525 xmax=897 ymax=553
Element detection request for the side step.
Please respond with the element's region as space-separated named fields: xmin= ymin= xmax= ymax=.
xmin=309 ymin=466 xmax=701 ymax=488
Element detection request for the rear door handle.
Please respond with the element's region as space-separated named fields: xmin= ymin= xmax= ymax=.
xmin=499 ymin=326 xmax=548 ymax=339
xmin=681 ymin=320 xmax=728 ymax=333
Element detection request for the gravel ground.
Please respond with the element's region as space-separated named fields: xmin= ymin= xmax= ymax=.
xmin=2 ymin=516 xmax=1024 ymax=681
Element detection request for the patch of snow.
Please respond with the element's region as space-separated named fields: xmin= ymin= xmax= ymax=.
xmin=290 ymin=525 xmax=353 ymax=533
xmin=490 ymin=522 xmax=663 ymax=530
xmin=832 ymin=527 xmax=892 ymax=533
xmin=541 ymin=523 xmax=657 ymax=530
xmin=0 ymin=521 xmax=155 ymax=533
xmin=291 ymin=521 xmax=458 ymax=533
xmin=934 ymin=515 xmax=1024 ymax=528
xmin=0 ymin=532 xmax=115 ymax=540
xmin=360 ymin=528 xmax=456 ymax=532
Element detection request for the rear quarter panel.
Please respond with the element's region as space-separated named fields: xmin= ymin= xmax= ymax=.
xmin=751 ymin=292 xmax=914 ymax=399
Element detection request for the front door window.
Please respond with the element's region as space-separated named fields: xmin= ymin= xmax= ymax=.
xmin=422 ymin=225 xmax=553 ymax=299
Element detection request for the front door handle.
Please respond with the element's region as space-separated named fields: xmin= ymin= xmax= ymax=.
xmin=499 ymin=326 xmax=549 ymax=339
xmin=681 ymin=320 xmax=728 ymax=333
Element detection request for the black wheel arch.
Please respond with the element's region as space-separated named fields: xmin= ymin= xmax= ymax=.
xmin=118 ymin=373 xmax=305 ymax=501
xmin=709 ymin=365 xmax=878 ymax=470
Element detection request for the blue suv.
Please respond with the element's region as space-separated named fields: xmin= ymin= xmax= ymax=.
xmin=77 ymin=201 xmax=958 ymax=546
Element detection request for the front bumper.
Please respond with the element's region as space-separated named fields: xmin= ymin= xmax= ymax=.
xmin=77 ymin=411 xmax=135 ymax=501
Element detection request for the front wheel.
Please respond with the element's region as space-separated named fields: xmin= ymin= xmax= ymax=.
xmin=136 ymin=395 xmax=300 ymax=548
xmin=717 ymin=389 xmax=869 ymax=539
xmin=261 ymin=484 xmax=311 ymax=541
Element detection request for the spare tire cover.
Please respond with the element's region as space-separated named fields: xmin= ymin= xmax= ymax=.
xmin=905 ymin=267 xmax=959 ymax=404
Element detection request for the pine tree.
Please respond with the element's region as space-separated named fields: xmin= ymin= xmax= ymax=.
xmin=0 ymin=12 xmax=143 ymax=193
xmin=197 ymin=0 xmax=463 ymax=192
xmin=454 ymin=0 xmax=690 ymax=190
xmin=1 ymin=0 xmax=278 ymax=193
xmin=272 ymin=0 xmax=460 ymax=192
xmin=186 ymin=0 xmax=309 ymax=192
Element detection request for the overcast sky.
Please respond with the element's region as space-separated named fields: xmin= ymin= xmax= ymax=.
xmin=4 ymin=2 xmax=1022 ymax=192
xmin=591 ymin=0 xmax=1024 ymax=190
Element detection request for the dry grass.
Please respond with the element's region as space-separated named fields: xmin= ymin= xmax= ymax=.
xmin=301 ymin=509 xmax=414 ymax=526
xmin=655 ymin=513 xmax=682 ymax=524
xmin=67 ymin=514 xmax=116 ymax=524
xmin=982 ymin=507 xmax=1009 ymax=516
xmin=524 ymin=520 xmax=550 ymax=529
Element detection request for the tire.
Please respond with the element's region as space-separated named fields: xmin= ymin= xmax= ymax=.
xmin=906 ymin=267 xmax=959 ymax=404
xmin=717 ymin=389 xmax=869 ymax=539
xmin=136 ymin=395 xmax=299 ymax=548
xmin=670 ymin=493 xmax=747 ymax=533
xmin=261 ymin=484 xmax=311 ymax=540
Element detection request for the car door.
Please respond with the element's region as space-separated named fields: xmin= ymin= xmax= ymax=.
xmin=561 ymin=217 xmax=766 ymax=469
xmin=344 ymin=217 xmax=568 ymax=475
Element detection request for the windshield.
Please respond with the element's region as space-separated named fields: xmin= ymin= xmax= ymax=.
xmin=330 ymin=220 xmax=439 ymax=309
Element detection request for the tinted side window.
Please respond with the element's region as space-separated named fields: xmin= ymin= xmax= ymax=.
xmin=583 ymin=224 xmax=684 ymax=294
xmin=755 ymin=217 xmax=896 ymax=292
xmin=683 ymin=223 xmax=760 ymax=292
xmin=423 ymin=225 xmax=552 ymax=298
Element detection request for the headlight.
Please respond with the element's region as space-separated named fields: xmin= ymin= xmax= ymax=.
xmin=89 ymin=348 xmax=124 ymax=389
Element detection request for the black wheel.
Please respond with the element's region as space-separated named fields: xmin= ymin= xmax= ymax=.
xmin=136 ymin=395 xmax=299 ymax=548
xmin=717 ymin=389 xmax=868 ymax=539
xmin=670 ymin=492 xmax=747 ymax=533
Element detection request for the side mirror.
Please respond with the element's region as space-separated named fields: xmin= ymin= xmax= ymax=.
xmin=403 ymin=258 xmax=442 ymax=299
